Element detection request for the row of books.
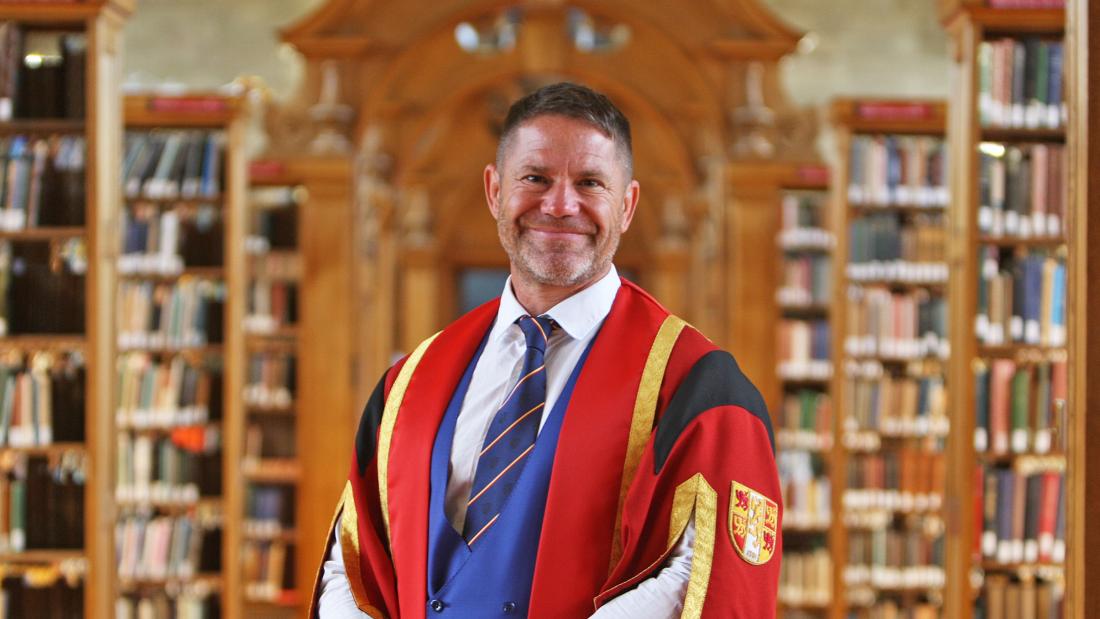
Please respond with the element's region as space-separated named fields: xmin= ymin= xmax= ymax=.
xmin=0 ymin=135 xmax=85 ymax=232
xmin=979 ymin=464 xmax=1065 ymax=565
xmin=245 ymin=280 xmax=298 ymax=334
xmin=777 ymin=389 xmax=832 ymax=449
xmin=975 ymin=358 xmax=1066 ymax=455
xmin=0 ymin=26 xmax=86 ymax=121
xmin=845 ymin=528 xmax=945 ymax=590
xmin=847 ymin=135 xmax=949 ymax=207
xmin=117 ymin=279 xmax=225 ymax=351
xmin=980 ymin=573 xmax=1064 ymax=619
xmin=0 ymin=239 xmax=85 ymax=336
xmin=0 ymin=453 xmax=84 ymax=552
xmin=247 ymin=186 xmax=298 ymax=253
xmin=976 ymin=247 xmax=1066 ymax=347
xmin=778 ymin=450 xmax=831 ymax=531
xmin=779 ymin=547 xmax=831 ymax=607
xmin=844 ymin=371 xmax=949 ymax=440
xmin=115 ymin=431 xmax=222 ymax=506
xmin=777 ymin=254 xmax=830 ymax=307
xmin=119 ymin=203 xmax=224 ymax=275
xmin=979 ymin=143 xmax=1065 ymax=239
xmin=115 ymin=352 xmax=222 ymax=430
xmin=778 ymin=192 xmax=832 ymax=251
xmin=848 ymin=603 xmax=940 ymax=619
xmin=844 ymin=450 xmax=946 ymax=514
xmin=116 ymin=591 xmax=220 ymax=619
xmin=245 ymin=418 xmax=295 ymax=461
xmin=245 ymin=483 xmax=295 ymax=533
xmin=244 ymin=352 xmax=296 ymax=409
xmin=115 ymin=511 xmax=221 ymax=582
xmin=848 ymin=213 xmax=946 ymax=270
xmin=243 ymin=540 xmax=295 ymax=603
xmin=123 ymin=130 xmax=225 ymax=200
xmin=0 ymin=572 xmax=83 ymax=618
xmin=844 ymin=286 xmax=947 ymax=360
xmin=978 ymin=38 xmax=1065 ymax=130
xmin=777 ymin=319 xmax=831 ymax=381
xmin=0 ymin=351 xmax=84 ymax=446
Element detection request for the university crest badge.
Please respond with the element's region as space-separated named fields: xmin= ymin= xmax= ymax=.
xmin=729 ymin=481 xmax=778 ymax=565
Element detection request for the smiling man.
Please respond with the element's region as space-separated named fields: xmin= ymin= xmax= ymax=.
xmin=314 ymin=82 xmax=782 ymax=618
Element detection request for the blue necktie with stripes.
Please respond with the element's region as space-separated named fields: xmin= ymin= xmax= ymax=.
xmin=463 ymin=314 xmax=554 ymax=545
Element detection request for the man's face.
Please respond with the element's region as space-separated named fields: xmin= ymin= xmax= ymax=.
xmin=484 ymin=114 xmax=640 ymax=290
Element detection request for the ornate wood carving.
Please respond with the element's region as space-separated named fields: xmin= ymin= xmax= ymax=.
xmin=274 ymin=0 xmax=822 ymax=350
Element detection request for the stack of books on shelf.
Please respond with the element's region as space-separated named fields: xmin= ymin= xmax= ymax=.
xmin=241 ymin=167 xmax=302 ymax=611
xmin=114 ymin=97 xmax=239 ymax=618
xmin=774 ymin=174 xmax=835 ymax=617
xmin=0 ymin=7 xmax=127 ymax=616
xmin=0 ymin=351 xmax=85 ymax=446
xmin=832 ymin=99 xmax=950 ymax=616
xmin=940 ymin=3 xmax=1071 ymax=616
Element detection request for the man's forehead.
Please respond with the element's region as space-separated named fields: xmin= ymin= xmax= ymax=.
xmin=503 ymin=116 xmax=622 ymax=167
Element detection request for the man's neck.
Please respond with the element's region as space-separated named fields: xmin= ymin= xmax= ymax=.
xmin=510 ymin=266 xmax=611 ymax=316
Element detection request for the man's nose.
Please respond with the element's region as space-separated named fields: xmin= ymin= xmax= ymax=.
xmin=542 ymin=181 xmax=581 ymax=217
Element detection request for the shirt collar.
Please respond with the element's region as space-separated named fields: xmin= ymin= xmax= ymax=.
xmin=490 ymin=265 xmax=621 ymax=343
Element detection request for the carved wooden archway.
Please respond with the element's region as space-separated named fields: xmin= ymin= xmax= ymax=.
xmin=277 ymin=0 xmax=814 ymax=352
xmin=271 ymin=0 xmax=821 ymax=591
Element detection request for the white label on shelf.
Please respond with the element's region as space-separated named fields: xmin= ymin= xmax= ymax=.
xmin=1010 ymin=104 xmax=1025 ymax=128
xmin=1045 ymin=105 xmax=1061 ymax=130
xmin=974 ymin=428 xmax=988 ymax=452
xmin=1034 ymin=430 xmax=1052 ymax=455
xmin=1048 ymin=214 xmax=1062 ymax=237
xmin=1011 ymin=429 xmax=1029 ymax=454
xmin=1025 ymin=102 xmax=1043 ymax=129
xmin=1025 ymin=320 xmax=1041 ymax=345
xmin=1053 ymin=539 xmax=1066 ymax=563
xmin=1032 ymin=212 xmax=1047 ymax=237
xmin=1010 ymin=316 xmax=1024 ymax=342
xmin=978 ymin=206 xmax=993 ymax=232
xmin=1024 ymin=540 xmax=1039 ymax=564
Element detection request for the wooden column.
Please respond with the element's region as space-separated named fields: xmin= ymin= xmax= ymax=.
xmin=295 ymin=156 xmax=356 ymax=600
xmin=1067 ymin=1 xmax=1098 ymax=616
xmin=86 ymin=7 xmax=129 ymax=618
xmin=725 ymin=160 xmax=791 ymax=415
xmin=399 ymin=243 xmax=442 ymax=353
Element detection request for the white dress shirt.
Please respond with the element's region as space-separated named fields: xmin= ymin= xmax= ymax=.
xmin=319 ymin=266 xmax=694 ymax=618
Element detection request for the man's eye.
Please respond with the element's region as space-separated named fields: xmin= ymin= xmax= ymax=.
xmin=522 ymin=175 xmax=546 ymax=183
xmin=579 ymin=179 xmax=603 ymax=188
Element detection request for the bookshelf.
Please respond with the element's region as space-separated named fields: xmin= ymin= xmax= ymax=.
xmin=0 ymin=2 xmax=131 ymax=617
xmin=940 ymin=2 xmax=1071 ymax=617
xmin=242 ymin=160 xmax=304 ymax=615
xmin=830 ymin=98 xmax=950 ymax=619
xmin=774 ymin=163 xmax=836 ymax=619
xmin=116 ymin=93 xmax=246 ymax=619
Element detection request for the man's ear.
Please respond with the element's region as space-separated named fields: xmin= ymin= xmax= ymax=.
xmin=484 ymin=163 xmax=502 ymax=219
xmin=619 ymin=179 xmax=641 ymax=232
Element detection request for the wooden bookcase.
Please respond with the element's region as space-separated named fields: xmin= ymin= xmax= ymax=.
xmin=116 ymin=93 xmax=245 ymax=618
xmin=774 ymin=163 xmax=836 ymax=619
xmin=242 ymin=158 xmax=305 ymax=616
xmin=940 ymin=3 xmax=1071 ymax=617
xmin=0 ymin=2 xmax=130 ymax=617
xmin=830 ymin=98 xmax=950 ymax=619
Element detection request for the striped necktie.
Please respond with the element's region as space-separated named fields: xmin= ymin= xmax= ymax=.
xmin=463 ymin=314 xmax=554 ymax=546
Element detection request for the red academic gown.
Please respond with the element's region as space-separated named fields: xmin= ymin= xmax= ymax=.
xmin=312 ymin=279 xmax=782 ymax=618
